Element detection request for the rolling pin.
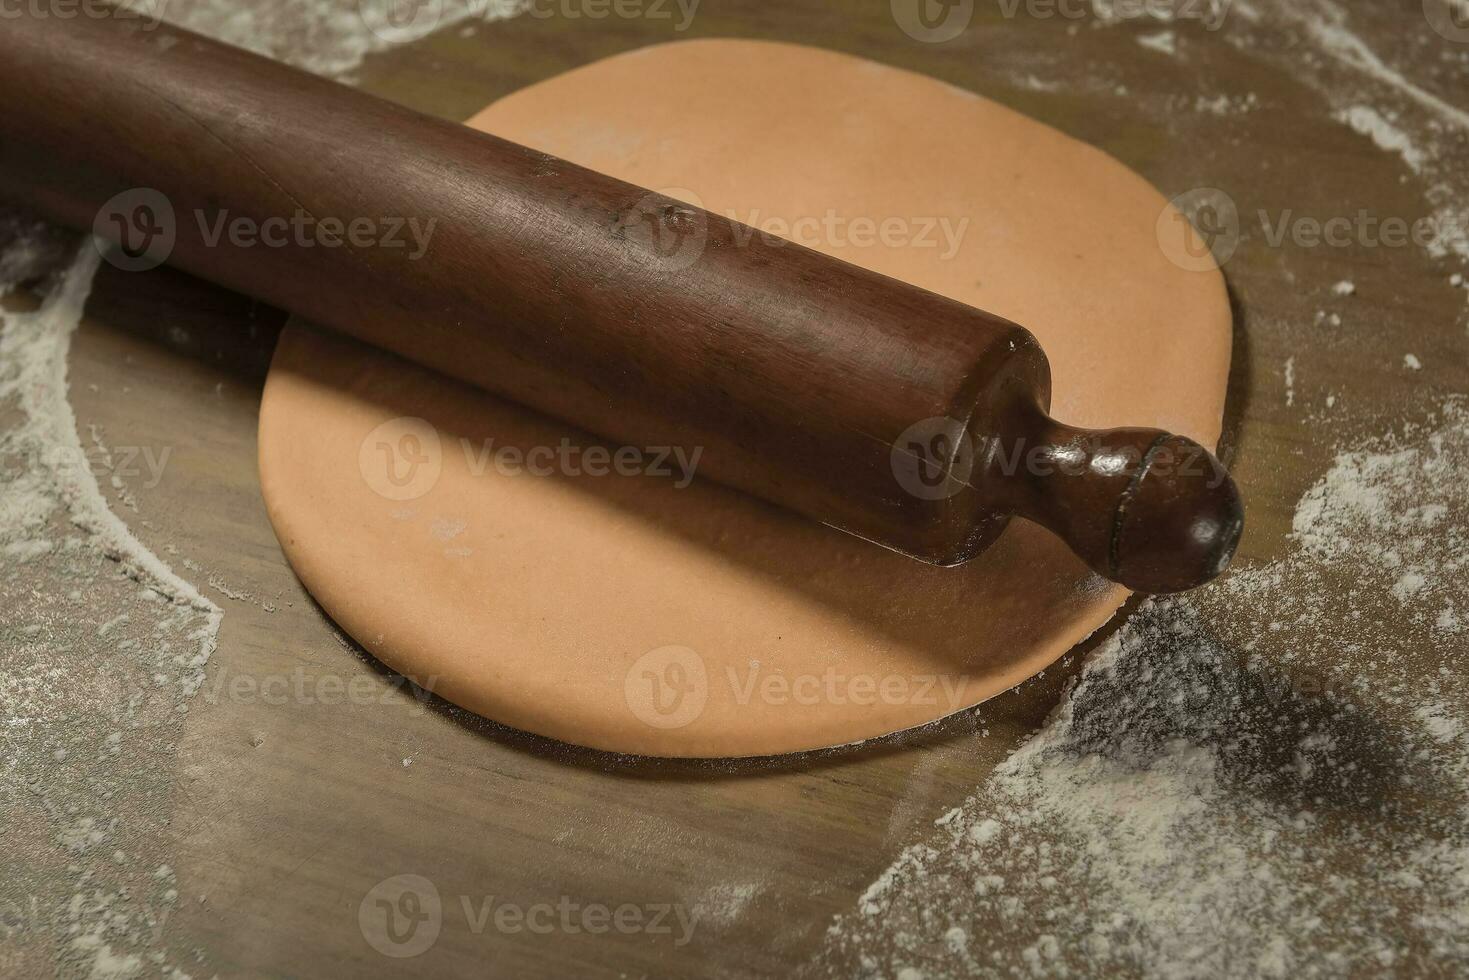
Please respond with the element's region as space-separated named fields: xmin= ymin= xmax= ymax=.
xmin=0 ymin=8 xmax=1243 ymax=594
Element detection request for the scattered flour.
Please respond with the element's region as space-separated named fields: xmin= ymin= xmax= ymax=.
xmin=1190 ymin=91 xmax=1260 ymax=116
xmin=0 ymin=233 xmax=220 ymax=976
xmin=162 ymin=0 xmax=526 ymax=79
xmin=1135 ymin=30 xmax=1178 ymax=57
xmin=3 ymin=3 xmax=1463 ymax=976
xmin=429 ymin=516 xmax=468 ymax=541
xmin=1336 ymin=104 xmax=1427 ymax=173
xmin=1076 ymin=0 xmax=1469 ymax=270
xmin=820 ymin=401 xmax=1469 ymax=977
xmin=1250 ymin=0 xmax=1469 ymax=265
xmin=2 ymin=5 xmax=501 ymax=968
xmin=694 ymin=880 xmax=767 ymax=930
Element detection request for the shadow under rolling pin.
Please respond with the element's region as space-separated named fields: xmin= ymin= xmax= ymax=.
xmin=0 ymin=7 xmax=1243 ymax=594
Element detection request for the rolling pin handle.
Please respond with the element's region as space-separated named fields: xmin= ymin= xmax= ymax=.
xmin=985 ymin=390 xmax=1244 ymax=594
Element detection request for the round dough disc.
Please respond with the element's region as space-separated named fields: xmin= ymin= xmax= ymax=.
xmin=258 ymin=39 xmax=1231 ymax=758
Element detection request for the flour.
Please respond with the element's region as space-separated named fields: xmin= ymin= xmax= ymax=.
xmin=1225 ymin=1 xmax=1469 ymax=266
xmin=820 ymin=401 xmax=1469 ymax=977
xmin=163 ymin=0 xmax=526 ymax=79
xmin=1 ymin=4 xmax=533 ymax=971
xmin=1032 ymin=0 xmax=1469 ymax=269
xmin=3 ymin=1 xmax=1461 ymax=974
xmin=693 ymin=880 xmax=766 ymax=930
xmin=1335 ymin=105 xmax=1426 ymax=174
xmin=1135 ymin=30 xmax=1177 ymax=57
xmin=1189 ymin=91 xmax=1259 ymax=116
xmin=0 ymin=232 xmax=221 ymax=976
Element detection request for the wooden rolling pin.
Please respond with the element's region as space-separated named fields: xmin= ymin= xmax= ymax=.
xmin=0 ymin=8 xmax=1243 ymax=593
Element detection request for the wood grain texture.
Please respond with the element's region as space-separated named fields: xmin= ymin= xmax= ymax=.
xmin=0 ymin=11 xmax=1239 ymax=591
xmin=21 ymin=0 xmax=1467 ymax=976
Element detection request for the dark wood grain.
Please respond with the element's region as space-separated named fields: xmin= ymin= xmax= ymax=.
xmin=0 ymin=8 xmax=1240 ymax=592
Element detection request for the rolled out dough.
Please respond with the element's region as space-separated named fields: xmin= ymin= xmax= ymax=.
xmin=258 ymin=40 xmax=1231 ymax=757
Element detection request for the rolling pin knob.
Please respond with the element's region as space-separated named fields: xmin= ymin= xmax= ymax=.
xmin=987 ymin=390 xmax=1244 ymax=594
xmin=0 ymin=9 xmax=1246 ymax=595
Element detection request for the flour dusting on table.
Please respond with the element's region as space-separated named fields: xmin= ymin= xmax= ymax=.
xmin=0 ymin=3 xmax=533 ymax=971
xmin=1017 ymin=0 xmax=1469 ymax=275
xmin=821 ymin=402 xmax=1469 ymax=976
xmin=163 ymin=0 xmax=526 ymax=78
xmin=3 ymin=1 xmax=1463 ymax=974
xmin=821 ymin=13 xmax=1467 ymax=972
xmin=0 ymin=234 xmax=220 ymax=977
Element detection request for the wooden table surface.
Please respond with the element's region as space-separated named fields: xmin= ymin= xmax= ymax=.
xmin=11 ymin=0 xmax=1468 ymax=976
